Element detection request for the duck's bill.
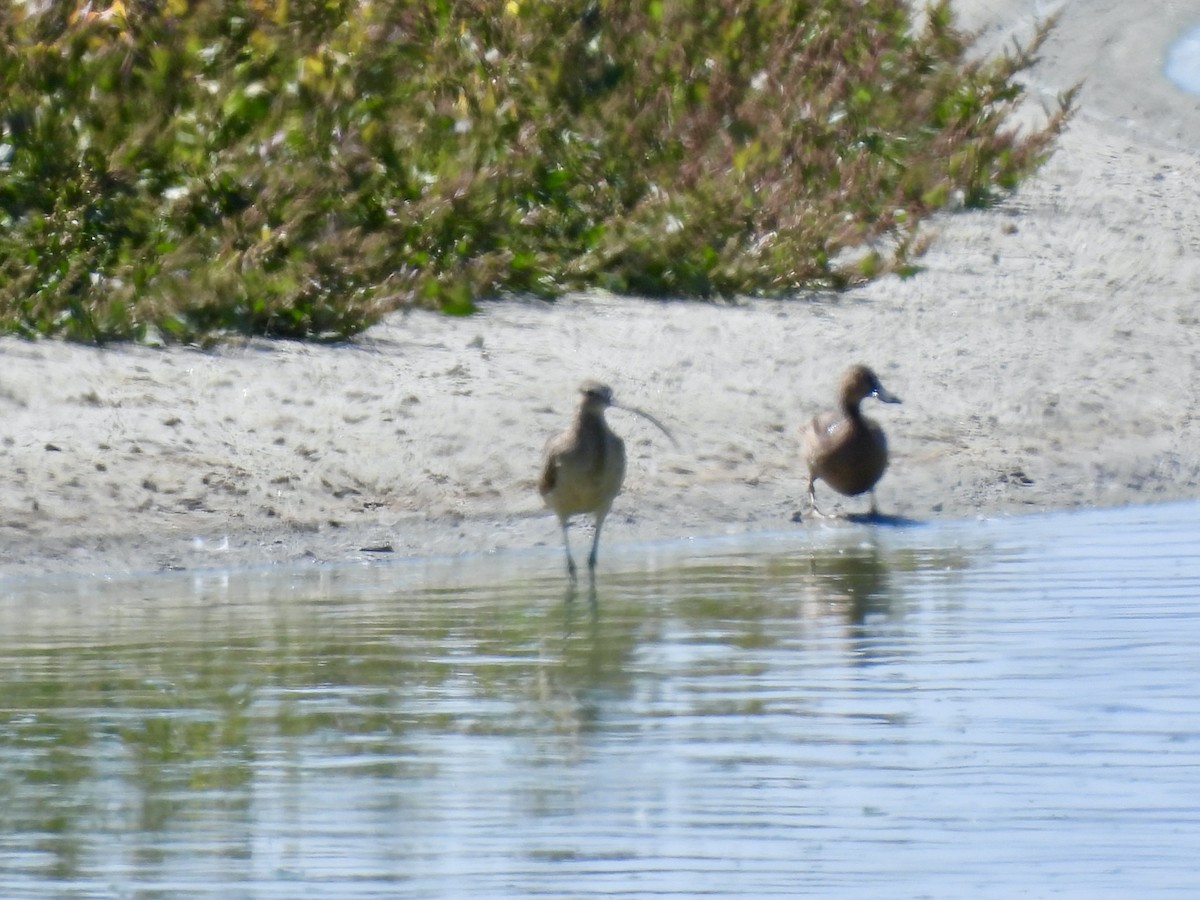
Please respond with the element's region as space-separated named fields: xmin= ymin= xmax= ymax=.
xmin=873 ymin=387 xmax=902 ymax=404
xmin=616 ymin=404 xmax=679 ymax=447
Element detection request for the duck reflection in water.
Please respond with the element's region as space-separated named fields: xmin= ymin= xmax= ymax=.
xmin=807 ymin=544 xmax=894 ymax=626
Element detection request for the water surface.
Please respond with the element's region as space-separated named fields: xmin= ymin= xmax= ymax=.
xmin=2 ymin=502 xmax=1199 ymax=897
xmin=1165 ymin=24 xmax=1200 ymax=94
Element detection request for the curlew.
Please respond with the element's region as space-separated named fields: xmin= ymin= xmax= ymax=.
xmin=539 ymin=380 xmax=674 ymax=582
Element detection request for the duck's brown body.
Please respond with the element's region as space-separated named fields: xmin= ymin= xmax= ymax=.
xmin=802 ymin=364 xmax=900 ymax=515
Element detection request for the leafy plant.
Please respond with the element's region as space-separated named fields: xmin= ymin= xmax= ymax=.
xmin=0 ymin=0 xmax=1072 ymax=342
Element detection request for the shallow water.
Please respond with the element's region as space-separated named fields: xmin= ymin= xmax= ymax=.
xmin=1165 ymin=24 xmax=1200 ymax=94
xmin=2 ymin=501 xmax=1199 ymax=898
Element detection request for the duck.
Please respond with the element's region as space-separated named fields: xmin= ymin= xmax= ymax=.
xmin=539 ymin=380 xmax=674 ymax=583
xmin=801 ymin=364 xmax=901 ymax=517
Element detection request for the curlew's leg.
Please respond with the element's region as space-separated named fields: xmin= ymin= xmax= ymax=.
xmin=560 ymin=519 xmax=577 ymax=583
xmin=587 ymin=509 xmax=608 ymax=577
xmin=807 ymin=476 xmax=827 ymax=518
xmin=868 ymin=490 xmax=878 ymax=517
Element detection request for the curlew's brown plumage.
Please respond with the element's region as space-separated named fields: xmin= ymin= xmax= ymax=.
xmin=539 ymin=380 xmax=673 ymax=582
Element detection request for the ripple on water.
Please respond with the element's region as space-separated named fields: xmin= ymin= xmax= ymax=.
xmin=0 ymin=502 xmax=1199 ymax=897
xmin=1165 ymin=24 xmax=1200 ymax=94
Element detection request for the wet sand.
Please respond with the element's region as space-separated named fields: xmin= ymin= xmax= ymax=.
xmin=2 ymin=0 xmax=1199 ymax=581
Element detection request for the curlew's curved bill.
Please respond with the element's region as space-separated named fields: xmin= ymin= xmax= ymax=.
xmin=613 ymin=403 xmax=679 ymax=447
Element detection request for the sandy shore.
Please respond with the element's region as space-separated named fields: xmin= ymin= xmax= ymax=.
xmin=2 ymin=0 xmax=1199 ymax=582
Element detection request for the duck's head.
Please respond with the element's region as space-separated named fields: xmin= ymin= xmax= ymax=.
xmin=840 ymin=364 xmax=901 ymax=411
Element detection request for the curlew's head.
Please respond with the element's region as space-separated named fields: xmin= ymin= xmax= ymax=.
xmin=573 ymin=379 xmax=678 ymax=446
xmin=577 ymin=380 xmax=616 ymax=412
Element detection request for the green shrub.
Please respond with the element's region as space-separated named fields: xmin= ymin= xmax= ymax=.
xmin=0 ymin=0 xmax=1072 ymax=342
